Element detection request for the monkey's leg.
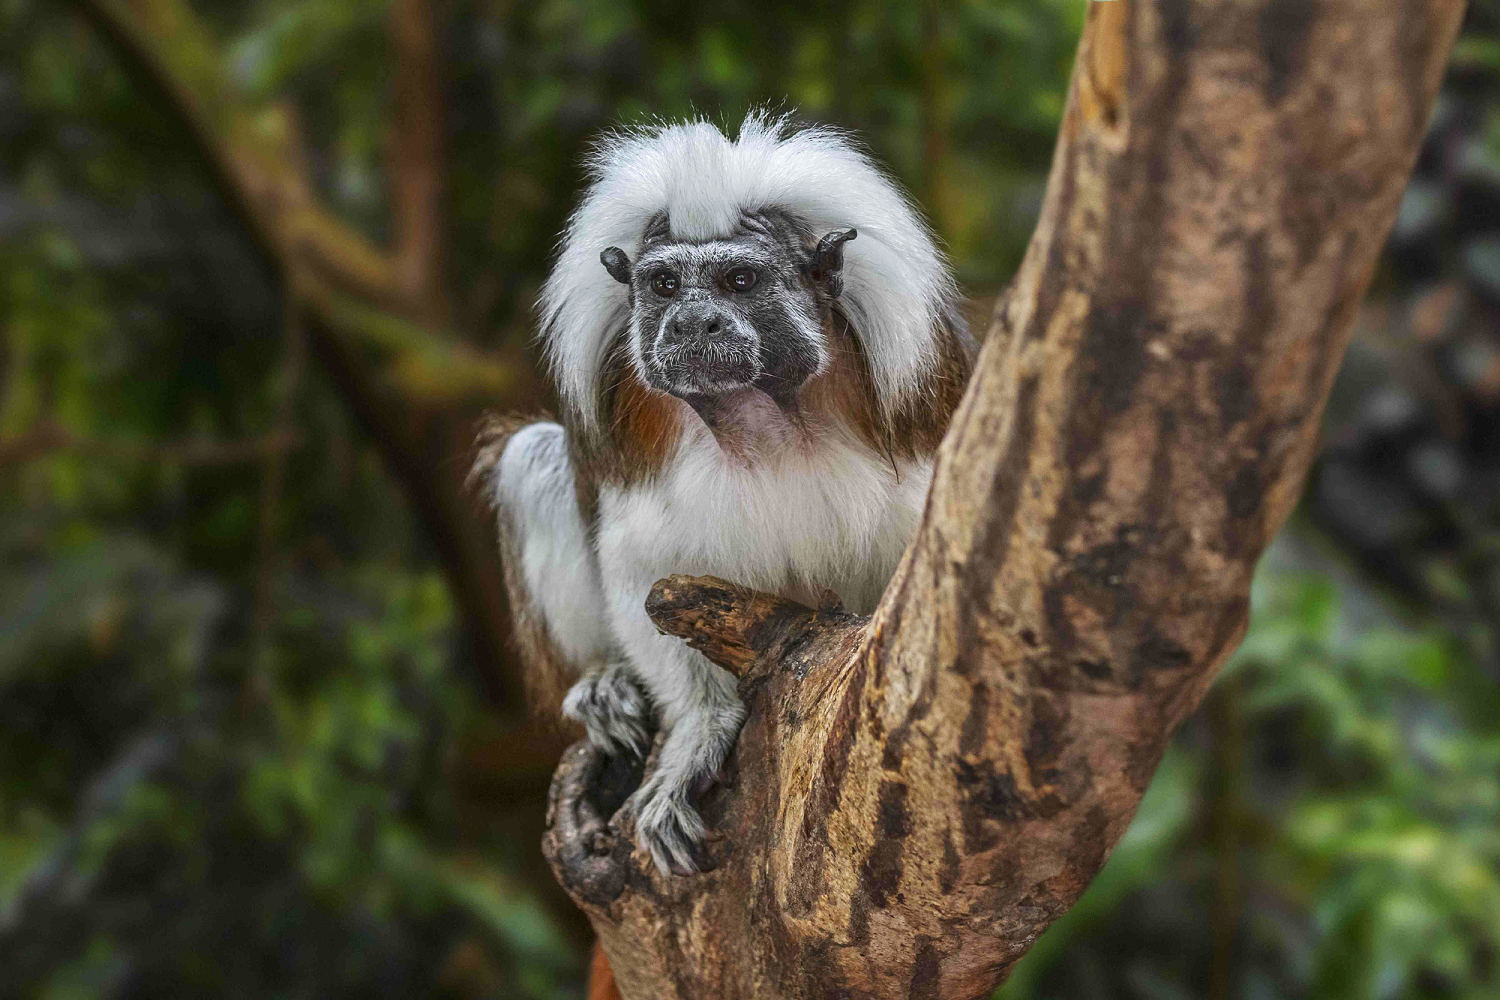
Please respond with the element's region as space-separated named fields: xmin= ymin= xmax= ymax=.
xmin=494 ymin=423 xmax=654 ymax=756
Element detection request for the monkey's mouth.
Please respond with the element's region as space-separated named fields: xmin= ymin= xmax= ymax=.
xmin=647 ymin=343 xmax=762 ymax=400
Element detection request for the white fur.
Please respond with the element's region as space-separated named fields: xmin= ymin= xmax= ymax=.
xmin=494 ymin=423 xmax=612 ymax=669
xmin=595 ymin=406 xmax=931 ymax=871
xmin=497 ymin=404 xmax=934 ymax=873
xmin=540 ymin=110 xmax=957 ymax=430
xmin=597 ymin=420 xmax=930 ymax=637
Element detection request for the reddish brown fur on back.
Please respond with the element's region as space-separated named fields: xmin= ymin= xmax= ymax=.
xmin=587 ymin=943 xmax=623 ymax=1000
xmin=895 ymin=309 xmax=976 ymax=453
xmin=800 ymin=312 xmax=886 ymax=453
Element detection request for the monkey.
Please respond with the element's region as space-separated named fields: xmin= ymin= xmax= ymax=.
xmin=474 ymin=111 xmax=974 ymax=874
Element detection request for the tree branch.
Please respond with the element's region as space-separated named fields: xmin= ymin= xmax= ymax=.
xmin=70 ymin=0 xmax=395 ymax=304
xmin=389 ymin=0 xmax=449 ymax=322
xmin=545 ymin=2 xmax=1469 ymax=997
xmin=645 ymin=575 xmax=863 ymax=682
xmin=66 ymin=0 xmax=529 ymax=710
xmin=0 ymin=421 xmax=303 ymax=468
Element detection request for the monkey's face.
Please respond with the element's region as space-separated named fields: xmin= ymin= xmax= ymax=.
xmin=601 ymin=214 xmax=855 ymax=410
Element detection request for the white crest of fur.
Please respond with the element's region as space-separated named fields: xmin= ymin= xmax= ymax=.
xmin=539 ymin=110 xmax=958 ymax=429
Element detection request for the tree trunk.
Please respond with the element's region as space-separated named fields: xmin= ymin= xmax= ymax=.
xmin=543 ymin=1 xmax=1466 ymax=997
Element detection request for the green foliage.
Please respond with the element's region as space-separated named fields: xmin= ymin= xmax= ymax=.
xmin=0 ymin=520 xmax=577 ymax=997
xmin=4 ymin=0 xmax=1500 ymax=996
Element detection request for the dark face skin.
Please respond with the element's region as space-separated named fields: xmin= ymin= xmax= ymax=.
xmin=601 ymin=212 xmax=855 ymax=418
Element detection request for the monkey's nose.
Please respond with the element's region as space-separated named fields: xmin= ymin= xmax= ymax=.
xmin=667 ymin=312 xmax=724 ymax=344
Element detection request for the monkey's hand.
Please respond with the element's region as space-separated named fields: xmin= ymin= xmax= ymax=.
xmin=562 ymin=663 xmax=654 ymax=758
xmin=622 ymin=694 xmax=745 ymax=875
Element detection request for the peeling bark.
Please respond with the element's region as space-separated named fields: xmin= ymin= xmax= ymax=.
xmin=543 ymin=2 xmax=1467 ymax=997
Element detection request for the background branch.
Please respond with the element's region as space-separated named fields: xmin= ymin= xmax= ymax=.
xmin=0 ymin=422 xmax=304 ymax=468
xmin=67 ymin=0 xmax=529 ymax=708
xmin=389 ymin=0 xmax=449 ymax=323
xmin=61 ymin=0 xmax=580 ymax=945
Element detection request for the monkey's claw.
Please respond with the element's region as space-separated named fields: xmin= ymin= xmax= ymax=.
xmin=627 ymin=777 xmax=708 ymax=875
xmin=563 ymin=665 xmax=654 ymax=758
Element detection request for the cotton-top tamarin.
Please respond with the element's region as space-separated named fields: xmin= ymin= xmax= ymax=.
xmin=476 ymin=112 xmax=973 ymax=873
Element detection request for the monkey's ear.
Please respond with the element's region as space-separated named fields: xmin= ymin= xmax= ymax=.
xmin=811 ymin=228 xmax=857 ymax=298
xmin=600 ymin=247 xmax=633 ymax=285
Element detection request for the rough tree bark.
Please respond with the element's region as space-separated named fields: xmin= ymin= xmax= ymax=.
xmin=544 ymin=2 xmax=1467 ymax=997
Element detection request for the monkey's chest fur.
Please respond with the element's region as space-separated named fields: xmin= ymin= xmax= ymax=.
xmin=594 ymin=388 xmax=932 ymax=614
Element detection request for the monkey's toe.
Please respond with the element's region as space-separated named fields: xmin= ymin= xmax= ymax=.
xmin=563 ymin=665 xmax=654 ymax=758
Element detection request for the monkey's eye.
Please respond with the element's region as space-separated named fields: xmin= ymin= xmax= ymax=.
xmin=724 ymin=267 xmax=758 ymax=293
xmin=650 ymin=271 xmax=679 ymax=297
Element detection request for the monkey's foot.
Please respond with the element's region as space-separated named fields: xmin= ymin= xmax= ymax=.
xmin=626 ymin=774 xmax=708 ymax=875
xmin=563 ymin=665 xmax=654 ymax=758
